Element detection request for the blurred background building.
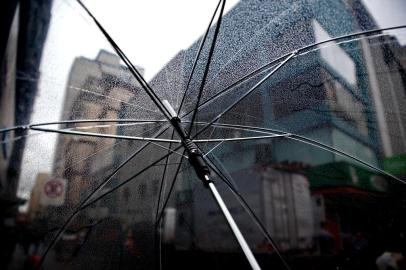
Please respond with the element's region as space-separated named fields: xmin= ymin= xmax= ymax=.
xmin=53 ymin=50 xmax=142 ymax=206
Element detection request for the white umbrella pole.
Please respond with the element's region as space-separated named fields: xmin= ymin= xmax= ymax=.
xmin=163 ymin=100 xmax=261 ymax=270
xmin=206 ymin=176 xmax=261 ymax=270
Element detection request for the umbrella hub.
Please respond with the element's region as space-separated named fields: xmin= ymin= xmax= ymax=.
xmin=162 ymin=99 xmax=211 ymax=186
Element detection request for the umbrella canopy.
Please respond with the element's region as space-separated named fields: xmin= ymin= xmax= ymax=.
xmin=1 ymin=0 xmax=406 ymax=269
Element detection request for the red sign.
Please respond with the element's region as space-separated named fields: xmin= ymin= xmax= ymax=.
xmin=40 ymin=177 xmax=66 ymax=206
xmin=44 ymin=179 xmax=64 ymax=198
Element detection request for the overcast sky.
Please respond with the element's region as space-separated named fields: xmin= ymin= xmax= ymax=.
xmin=363 ymin=0 xmax=406 ymax=44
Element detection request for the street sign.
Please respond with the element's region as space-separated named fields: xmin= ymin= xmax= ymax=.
xmin=40 ymin=176 xmax=67 ymax=206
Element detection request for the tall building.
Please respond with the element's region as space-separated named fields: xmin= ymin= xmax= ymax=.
xmin=53 ymin=50 xmax=144 ymax=209
xmin=149 ymin=1 xmax=406 ymax=267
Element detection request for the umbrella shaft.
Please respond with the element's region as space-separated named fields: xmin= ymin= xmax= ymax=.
xmin=163 ymin=100 xmax=211 ymax=183
xmin=163 ymin=99 xmax=260 ymax=268
xmin=208 ymin=181 xmax=261 ymax=270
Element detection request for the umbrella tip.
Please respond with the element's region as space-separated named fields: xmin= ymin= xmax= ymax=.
xmin=162 ymin=100 xmax=177 ymax=118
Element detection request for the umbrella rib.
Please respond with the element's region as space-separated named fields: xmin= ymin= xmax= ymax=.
xmin=0 ymin=131 xmax=44 ymax=145
xmin=31 ymin=119 xmax=166 ymax=127
xmin=71 ymin=122 xmax=162 ymax=131
xmin=1 ymin=118 xmax=269 ymax=135
xmin=178 ymin=24 xmax=406 ymax=121
xmin=201 ymin=2 xmax=301 ymax=91
xmin=16 ymin=73 xmax=158 ymax=113
xmin=67 ymin=84 xmax=159 ymax=113
xmin=154 ymin=154 xmax=187 ymax=227
xmin=0 ymin=125 xmax=28 ymax=134
xmin=187 ymin=0 xmax=226 ymax=136
xmin=192 ymin=121 xmax=277 ymax=135
xmin=191 ymin=51 xmax=297 ymax=140
xmin=154 ymin=130 xmax=177 ymax=223
xmin=38 ymin=125 xmax=172 ymax=267
xmin=29 ymin=125 xmax=181 ymax=143
xmin=204 ymin=157 xmax=292 ymax=270
xmin=154 ymin=162 xmax=184 ymax=167
xmin=33 ymin=122 xmax=187 ymax=157
xmin=154 ymin=129 xmax=182 ymax=270
xmin=179 ymin=63 xmax=275 ymax=120
xmin=0 ymin=119 xmax=167 ymax=137
xmin=1 ymin=122 xmax=168 ymax=144
xmin=148 ymin=140 xmax=188 ymax=159
xmin=154 ymin=130 xmax=174 ymax=270
xmin=177 ymin=0 xmax=223 ymax=115
xmin=60 ymin=141 xmax=123 ymax=173
xmin=288 ymin=134 xmax=406 ymax=184
xmin=76 ymin=0 xmax=172 ymax=120
xmin=204 ymin=122 xmax=406 ymax=184
xmin=203 ymin=140 xmax=225 ymax=156
xmin=2 ymin=120 xmax=291 ymax=146
xmin=193 ymin=133 xmax=290 ymax=143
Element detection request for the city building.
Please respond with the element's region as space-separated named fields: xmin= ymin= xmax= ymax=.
xmin=149 ymin=0 xmax=406 ymax=266
xmin=53 ymin=50 xmax=144 ymax=212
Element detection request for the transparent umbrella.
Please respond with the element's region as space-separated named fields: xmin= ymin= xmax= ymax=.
xmin=1 ymin=0 xmax=406 ymax=269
